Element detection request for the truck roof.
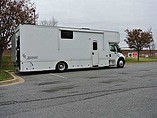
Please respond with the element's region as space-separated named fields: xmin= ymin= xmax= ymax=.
xmin=19 ymin=24 xmax=119 ymax=34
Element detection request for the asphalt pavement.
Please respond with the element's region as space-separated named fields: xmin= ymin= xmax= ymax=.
xmin=0 ymin=63 xmax=157 ymax=118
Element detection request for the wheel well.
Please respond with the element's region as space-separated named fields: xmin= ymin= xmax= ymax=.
xmin=118 ymin=57 xmax=125 ymax=61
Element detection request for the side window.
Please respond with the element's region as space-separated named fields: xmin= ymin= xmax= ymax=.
xmin=61 ymin=30 xmax=73 ymax=39
xmin=93 ymin=42 xmax=97 ymax=50
xmin=110 ymin=45 xmax=116 ymax=52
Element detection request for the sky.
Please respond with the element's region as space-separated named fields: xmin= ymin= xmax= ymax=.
xmin=33 ymin=0 xmax=157 ymax=48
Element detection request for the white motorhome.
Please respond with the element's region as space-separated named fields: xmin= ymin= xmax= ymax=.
xmin=11 ymin=24 xmax=125 ymax=72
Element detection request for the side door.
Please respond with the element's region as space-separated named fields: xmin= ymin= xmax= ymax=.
xmin=92 ymin=40 xmax=99 ymax=66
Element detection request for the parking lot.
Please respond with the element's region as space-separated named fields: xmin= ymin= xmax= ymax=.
xmin=0 ymin=63 xmax=157 ymax=118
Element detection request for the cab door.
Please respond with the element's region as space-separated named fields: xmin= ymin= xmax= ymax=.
xmin=92 ymin=41 xmax=99 ymax=66
xmin=109 ymin=44 xmax=118 ymax=65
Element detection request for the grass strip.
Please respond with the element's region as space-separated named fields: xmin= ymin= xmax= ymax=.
xmin=0 ymin=55 xmax=15 ymax=81
xmin=0 ymin=70 xmax=13 ymax=81
xmin=126 ymin=57 xmax=157 ymax=63
xmin=0 ymin=56 xmax=15 ymax=70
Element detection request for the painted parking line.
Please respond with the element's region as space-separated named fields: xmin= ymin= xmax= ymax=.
xmin=49 ymin=73 xmax=67 ymax=79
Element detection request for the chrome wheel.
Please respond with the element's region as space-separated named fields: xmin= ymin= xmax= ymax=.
xmin=56 ymin=62 xmax=67 ymax=72
xmin=117 ymin=59 xmax=125 ymax=68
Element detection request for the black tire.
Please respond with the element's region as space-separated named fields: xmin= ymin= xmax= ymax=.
xmin=117 ymin=58 xmax=125 ymax=68
xmin=56 ymin=62 xmax=68 ymax=72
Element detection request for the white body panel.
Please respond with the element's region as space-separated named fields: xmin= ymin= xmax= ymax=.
xmin=11 ymin=24 xmax=125 ymax=72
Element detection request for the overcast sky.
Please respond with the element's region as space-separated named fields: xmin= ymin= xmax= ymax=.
xmin=33 ymin=0 xmax=157 ymax=48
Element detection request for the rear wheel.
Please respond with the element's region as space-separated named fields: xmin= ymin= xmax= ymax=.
xmin=56 ymin=62 xmax=68 ymax=72
xmin=117 ymin=59 xmax=125 ymax=68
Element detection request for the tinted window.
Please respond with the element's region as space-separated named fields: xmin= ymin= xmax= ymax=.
xmin=61 ymin=30 xmax=73 ymax=39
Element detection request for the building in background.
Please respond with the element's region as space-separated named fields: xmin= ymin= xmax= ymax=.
xmin=121 ymin=49 xmax=157 ymax=58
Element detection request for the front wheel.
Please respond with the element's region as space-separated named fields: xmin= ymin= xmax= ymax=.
xmin=56 ymin=62 xmax=68 ymax=72
xmin=117 ymin=59 xmax=125 ymax=68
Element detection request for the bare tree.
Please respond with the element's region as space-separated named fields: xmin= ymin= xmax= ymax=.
xmin=40 ymin=17 xmax=58 ymax=27
xmin=0 ymin=0 xmax=38 ymax=66
xmin=149 ymin=41 xmax=156 ymax=57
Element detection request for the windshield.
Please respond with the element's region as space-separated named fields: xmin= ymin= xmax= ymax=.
xmin=116 ymin=44 xmax=121 ymax=53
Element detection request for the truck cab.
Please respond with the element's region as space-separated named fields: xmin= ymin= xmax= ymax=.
xmin=109 ymin=43 xmax=125 ymax=68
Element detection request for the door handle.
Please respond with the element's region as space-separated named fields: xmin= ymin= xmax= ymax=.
xmin=92 ymin=52 xmax=94 ymax=55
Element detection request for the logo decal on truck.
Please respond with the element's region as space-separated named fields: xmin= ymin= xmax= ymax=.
xmin=22 ymin=53 xmax=38 ymax=60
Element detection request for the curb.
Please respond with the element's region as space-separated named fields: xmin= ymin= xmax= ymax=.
xmin=0 ymin=71 xmax=25 ymax=87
